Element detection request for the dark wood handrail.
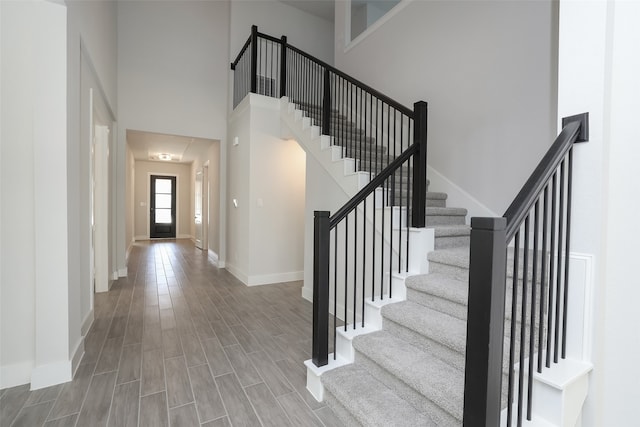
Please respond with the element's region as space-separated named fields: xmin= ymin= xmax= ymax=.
xmin=503 ymin=113 xmax=588 ymax=240
xmin=285 ymin=43 xmax=414 ymax=118
xmin=230 ymin=35 xmax=252 ymax=70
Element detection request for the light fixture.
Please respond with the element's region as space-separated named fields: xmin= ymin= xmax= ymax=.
xmin=158 ymin=153 xmax=172 ymax=161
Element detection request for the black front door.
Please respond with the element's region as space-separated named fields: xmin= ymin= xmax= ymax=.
xmin=150 ymin=175 xmax=176 ymax=238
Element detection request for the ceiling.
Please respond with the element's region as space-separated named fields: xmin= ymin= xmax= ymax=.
xmin=127 ymin=130 xmax=215 ymax=164
xmin=279 ymin=0 xmax=335 ymax=22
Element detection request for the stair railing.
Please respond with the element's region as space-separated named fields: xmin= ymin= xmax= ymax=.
xmin=230 ymin=26 xmax=428 ymax=368
xmin=463 ymin=113 xmax=589 ymax=426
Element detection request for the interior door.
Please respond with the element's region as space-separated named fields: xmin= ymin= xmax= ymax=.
xmin=150 ymin=175 xmax=176 ymax=238
xmin=194 ymin=170 xmax=203 ymax=249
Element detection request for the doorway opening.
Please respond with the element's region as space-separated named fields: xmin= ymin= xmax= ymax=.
xmin=150 ymin=175 xmax=177 ymax=238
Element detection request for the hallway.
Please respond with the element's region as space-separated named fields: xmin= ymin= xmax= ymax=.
xmin=0 ymin=240 xmax=342 ymax=427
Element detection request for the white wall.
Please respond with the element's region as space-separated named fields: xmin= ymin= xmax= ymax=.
xmin=66 ymin=0 xmax=118 ymax=384
xmin=334 ymin=0 xmax=558 ymax=215
xmin=229 ymin=0 xmax=334 ymax=66
xmin=133 ymin=161 xmax=192 ymax=240
xmin=1 ymin=0 xmax=85 ymax=389
xmin=558 ymin=1 xmax=640 ymax=424
xmin=190 ymin=142 xmax=222 ymax=258
xmin=118 ymin=0 xmax=230 ymax=262
xmin=227 ymin=95 xmax=306 ymax=285
xmin=125 ymin=145 xmax=135 ymax=256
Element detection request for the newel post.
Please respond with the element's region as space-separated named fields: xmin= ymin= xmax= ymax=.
xmin=312 ymin=211 xmax=330 ymax=367
xmin=322 ymin=69 xmax=331 ymax=136
xmin=250 ymin=25 xmax=258 ymax=93
xmin=280 ymin=35 xmax=287 ymax=98
xmin=463 ymin=217 xmax=507 ymax=426
xmin=412 ymin=101 xmax=428 ymax=227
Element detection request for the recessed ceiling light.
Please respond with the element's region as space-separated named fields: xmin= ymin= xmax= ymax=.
xmin=158 ymin=153 xmax=172 ymax=161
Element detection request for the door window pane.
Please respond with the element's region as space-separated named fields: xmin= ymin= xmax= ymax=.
xmin=155 ymin=194 xmax=172 ymax=209
xmin=156 ymin=209 xmax=172 ymax=224
xmin=155 ymin=178 xmax=172 ymax=194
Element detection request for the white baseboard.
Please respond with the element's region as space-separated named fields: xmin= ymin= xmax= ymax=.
xmin=177 ymin=234 xmax=192 ymax=239
xmin=134 ymin=235 xmax=148 ymax=241
xmin=30 ymin=360 xmax=72 ymax=390
xmin=225 ymin=262 xmax=248 ymax=285
xmin=302 ymin=285 xmax=313 ymax=302
xmin=111 ymin=271 xmax=119 ymax=281
xmin=247 ymin=271 xmax=304 ymax=286
xmin=224 ymin=264 xmax=301 ymax=286
xmin=118 ymin=267 xmax=128 ymax=278
xmin=0 ymin=360 xmax=33 ymax=389
xmin=208 ymin=249 xmax=225 ymax=268
xmin=70 ymin=336 xmax=85 ymax=379
xmin=126 ymin=241 xmax=133 ymax=262
xmin=81 ymin=309 xmax=94 ymax=336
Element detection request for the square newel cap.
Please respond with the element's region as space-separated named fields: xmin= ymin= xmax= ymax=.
xmin=471 ymin=217 xmax=507 ymax=231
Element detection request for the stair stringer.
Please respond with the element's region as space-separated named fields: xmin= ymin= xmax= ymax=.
xmin=280 ymin=97 xmax=370 ymax=196
xmin=282 ymin=96 xmax=426 ymax=305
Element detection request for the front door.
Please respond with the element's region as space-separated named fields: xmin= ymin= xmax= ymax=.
xmin=150 ymin=175 xmax=176 ymax=238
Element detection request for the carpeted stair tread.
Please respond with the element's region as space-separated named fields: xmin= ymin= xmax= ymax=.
xmin=426 ymin=207 xmax=467 ymax=216
xmin=405 ymin=273 xmax=468 ymax=306
xmin=322 ymin=364 xmax=436 ymax=427
xmin=427 ymin=246 xmax=470 ymax=269
xmin=426 ymin=192 xmax=447 ymax=200
xmin=432 ymin=225 xmax=470 ymax=237
xmin=352 ymin=331 xmax=464 ymax=422
xmin=381 ymin=301 xmax=466 ymax=355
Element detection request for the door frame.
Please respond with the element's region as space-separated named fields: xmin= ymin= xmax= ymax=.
xmin=202 ymin=161 xmax=209 ymax=252
xmin=194 ymin=169 xmax=204 ymax=249
xmin=147 ymin=172 xmax=179 ymax=239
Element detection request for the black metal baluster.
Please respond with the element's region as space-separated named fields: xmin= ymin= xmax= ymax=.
xmin=372 ymin=98 xmax=386 ymax=176
xmin=362 ymin=197 xmax=366 ymax=326
xmin=406 ymin=119 xmax=411 ymax=273
xmin=369 ymin=93 xmax=373 ymax=176
xmin=372 ymin=175 xmax=377 ymax=302
xmin=380 ymin=176 xmax=386 ymax=299
xmin=546 ymin=173 xmax=558 ymax=368
xmin=353 ymin=209 xmax=357 ymax=329
xmin=349 ymin=83 xmax=354 ymax=159
xmin=358 ymin=87 xmax=362 ymax=171
xmin=518 ymin=217 xmax=530 ymax=427
xmin=554 ymin=162 xmax=565 ymax=364
xmin=398 ymin=114 xmax=404 ymax=274
xmin=507 ymin=231 xmax=520 ymax=427
xmin=333 ymin=226 xmax=337 ymax=359
xmin=538 ymin=186 xmax=549 ymax=373
xmin=562 ymin=149 xmax=573 ymax=359
xmin=528 ymin=201 xmax=540 ymax=420
xmin=344 ymin=215 xmax=348 ymax=331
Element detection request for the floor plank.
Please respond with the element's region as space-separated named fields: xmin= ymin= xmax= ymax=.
xmin=0 ymin=240 xmax=336 ymax=427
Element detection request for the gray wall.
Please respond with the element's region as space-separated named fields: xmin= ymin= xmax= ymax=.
xmin=335 ymin=0 xmax=558 ymax=214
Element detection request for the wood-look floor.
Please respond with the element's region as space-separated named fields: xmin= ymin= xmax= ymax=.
xmin=0 ymin=240 xmax=343 ymax=427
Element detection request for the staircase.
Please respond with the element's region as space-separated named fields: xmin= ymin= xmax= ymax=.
xmin=232 ymin=26 xmax=592 ymax=427
xmin=323 ymin=206 xmax=471 ymax=426
xmin=293 ymin=101 xmax=471 ymax=426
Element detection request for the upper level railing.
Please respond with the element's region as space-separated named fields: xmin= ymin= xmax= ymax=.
xmin=231 ymin=26 xmax=428 ymax=368
xmin=231 ymin=25 xmax=420 ymax=179
xmin=463 ymin=113 xmax=589 ymax=426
